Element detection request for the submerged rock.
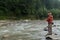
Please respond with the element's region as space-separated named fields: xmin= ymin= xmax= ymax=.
xmin=44 ymin=27 xmax=48 ymax=31
xmin=3 ymin=34 xmax=10 ymax=38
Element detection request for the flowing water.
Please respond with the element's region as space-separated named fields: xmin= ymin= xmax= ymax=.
xmin=0 ymin=20 xmax=60 ymax=40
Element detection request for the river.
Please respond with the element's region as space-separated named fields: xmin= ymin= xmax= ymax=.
xmin=0 ymin=20 xmax=60 ymax=40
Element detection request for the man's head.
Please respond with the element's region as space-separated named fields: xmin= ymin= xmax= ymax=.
xmin=48 ymin=11 xmax=52 ymax=15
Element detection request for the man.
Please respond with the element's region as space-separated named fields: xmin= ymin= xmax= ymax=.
xmin=46 ymin=12 xmax=53 ymax=35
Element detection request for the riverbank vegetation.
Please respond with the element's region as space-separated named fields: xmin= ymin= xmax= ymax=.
xmin=0 ymin=0 xmax=60 ymax=20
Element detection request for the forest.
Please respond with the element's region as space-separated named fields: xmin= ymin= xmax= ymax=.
xmin=0 ymin=0 xmax=60 ymax=20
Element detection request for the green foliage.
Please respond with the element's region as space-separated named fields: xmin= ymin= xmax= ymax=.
xmin=50 ymin=9 xmax=60 ymax=19
xmin=0 ymin=0 xmax=60 ymax=20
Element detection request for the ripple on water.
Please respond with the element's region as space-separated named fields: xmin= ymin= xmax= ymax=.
xmin=0 ymin=20 xmax=60 ymax=40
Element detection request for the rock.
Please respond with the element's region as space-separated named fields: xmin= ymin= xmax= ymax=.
xmin=23 ymin=20 xmax=29 ymax=22
xmin=3 ymin=34 xmax=10 ymax=38
xmin=53 ymin=25 xmax=56 ymax=27
xmin=46 ymin=37 xmax=52 ymax=40
xmin=46 ymin=34 xmax=60 ymax=40
xmin=18 ymin=39 xmax=22 ymax=40
xmin=44 ymin=27 xmax=48 ymax=31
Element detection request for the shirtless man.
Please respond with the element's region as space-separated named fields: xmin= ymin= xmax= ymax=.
xmin=46 ymin=12 xmax=53 ymax=35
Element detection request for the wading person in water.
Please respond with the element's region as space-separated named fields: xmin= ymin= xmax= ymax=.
xmin=46 ymin=12 xmax=53 ymax=35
